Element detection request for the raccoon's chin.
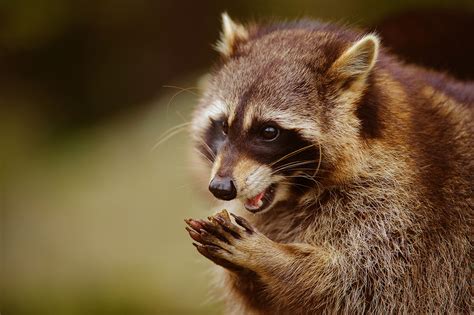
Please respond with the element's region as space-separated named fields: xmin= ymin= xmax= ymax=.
xmin=243 ymin=184 xmax=276 ymax=213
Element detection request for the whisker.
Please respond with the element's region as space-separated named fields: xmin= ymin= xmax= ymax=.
xmin=156 ymin=122 xmax=191 ymax=140
xmin=249 ymin=143 xmax=319 ymax=180
xmin=278 ymin=181 xmax=315 ymax=190
xmin=273 ymin=160 xmax=315 ymax=171
xmin=271 ymin=160 xmax=316 ymax=174
xmin=282 ymin=174 xmax=318 ymax=184
xmin=269 ymin=143 xmax=318 ymax=167
xmin=281 ymin=168 xmax=318 ymax=172
xmin=194 ymin=148 xmax=213 ymax=164
xmin=162 ymin=85 xmax=200 ymax=95
xmin=162 ymin=85 xmax=200 ymax=118
xmin=175 ymin=110 xmax=189 ymax=123
xmin=312 ymin=143 xmax=323 ymax=177
xmin=151 ymin=122 xmax=191 ymax=151
xmin=280 ymin=175 xmax=318 ymax=187
xmin=196 ymin=138 xmax=216 ymax=159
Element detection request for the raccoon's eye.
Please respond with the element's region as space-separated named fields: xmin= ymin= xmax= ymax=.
xmin=260 ymin=125 xmax=279 ymax=141
xmin=222 ymin=120 xmax=229 ymax=135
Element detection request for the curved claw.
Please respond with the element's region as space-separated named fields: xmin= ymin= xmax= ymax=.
xmin=213 ymin=215 xmax=242 ymax=239
xmin=199 ymin=228 xmax=231 ymax=246
xmin=230 ymin=213 xmax=255 ymax=233
xmin=216 ymin=209 xmax=232 ymax=223
xmin=186 ymin=226 xmax=203 ymax=243
xmin=192 ymin=242 xmax=241 ymax=271
xmin=184 ymin=218 xmax=205 ymax=232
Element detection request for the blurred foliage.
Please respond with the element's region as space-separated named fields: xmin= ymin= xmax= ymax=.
xmin=1 ymin=0 xmax=473 ymax=314
xmin=2 ymin=91 xmax=222 ymax=314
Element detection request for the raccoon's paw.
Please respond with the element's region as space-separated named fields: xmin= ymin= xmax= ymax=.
xmin=185 ymin=210 xmax=264 ymax=271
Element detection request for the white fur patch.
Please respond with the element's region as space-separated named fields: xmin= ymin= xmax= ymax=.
xmin=207 ymin=99 xmax=228 ymax=121
xmin=210 ymin=154 xmax=223 ymax=181
xmin=192 ymin=99 xmax=229 ymax=136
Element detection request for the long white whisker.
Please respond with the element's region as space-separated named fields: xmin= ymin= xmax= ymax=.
xmin=196 ymin=138 xmax=216 ymax=159
xmin=194 ymin=148 xmax=213 ymax=164
xmin=271 ymin=160 xmax=316 ymax=174
xmin=269 ymin=143 xmax=317 ymax=167
xmin=278 ymin=181 xmax=315 ymax=190
xmin=274 ymin=160 xmax=314 ymax=171
xmin=162 ymin=85 xmax=199 ymax=95
xmin=282 ymin=174 xmax=318 ymax=184
xmin=312 ymin=143 xmax=323 ymax=177
xmin=154 ymin=122 xmax=191 ymax=141
xmin=162 ymin=85 xmax=199 ymax=117
xmin=151 ymin=122 xmax=191 ymax=151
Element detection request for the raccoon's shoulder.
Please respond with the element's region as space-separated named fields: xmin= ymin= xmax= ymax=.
xmin=412 ymin=67 xmax=474 ymax=106
xmin=380 ymin=53 xmax=474 ymax=107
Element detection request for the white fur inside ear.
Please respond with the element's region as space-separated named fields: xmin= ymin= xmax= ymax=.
xmin=332 ymin=34 xmax=380 ymax=78
xmin=215 ymin=12 xmax=249 ymax=57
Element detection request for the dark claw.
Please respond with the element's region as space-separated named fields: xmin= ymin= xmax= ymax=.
xmin=214 ymin=216 xmax=226 ymax=225
xmin=193 ymin=243 xmax=212 ymax=259
xmin=231 ymin=213 xmax=255 ymax=233
xmin=201 ymin=220 xmax=231 ymax=244
xmin=185 ymin=218 xmax=205 ymax=232
xmin=201 ymin=220 xmax=220 ymax=233
xmin=204 ymin=244 xmax=222 ymax=253
xmin=216 ymin=209 xmax=232 ymax=223
xmin=186 ymin=227 xmax=203 ymax=243
xmin=214 ymin=216 xmax=241 ymax=239
xmin=193 ymin=242 xmax=242 ymax=272
xmin=201 ymin=219 xmax=217 ymax=229
xmin=193 ymin=243 xmax=222 ymax=258
xmin=199 ymin=228 xmax=212 ymax=240
xmin=193 ymin=242 xmax=206 ymax=253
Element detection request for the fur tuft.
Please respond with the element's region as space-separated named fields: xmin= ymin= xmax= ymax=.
xmin=215 ymin=12 xmax=249 ymax=57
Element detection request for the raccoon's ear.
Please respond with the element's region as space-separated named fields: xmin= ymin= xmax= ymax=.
xmin=215 ymin=12 xmax=249 ymax=58
xmin=330 ymin=34 xmax=379 ymax=85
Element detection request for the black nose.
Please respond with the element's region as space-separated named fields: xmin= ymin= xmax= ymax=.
xmin=209 ymin=176 xmax=237 ymax=201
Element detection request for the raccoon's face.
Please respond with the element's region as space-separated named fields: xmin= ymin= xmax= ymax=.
xmin=191 ymin=14 xmax=379 ymax=213
xmin=193 ymin=62 xmax=321 ymax=213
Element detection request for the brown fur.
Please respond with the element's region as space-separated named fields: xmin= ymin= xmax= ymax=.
xmin=187 ymin=16 xmax=473 ymax=314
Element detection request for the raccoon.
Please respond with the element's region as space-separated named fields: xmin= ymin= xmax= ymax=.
xmin=185 ymin=13 xmax=473 ymax=314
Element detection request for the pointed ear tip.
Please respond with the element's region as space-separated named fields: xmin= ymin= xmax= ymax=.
xmin=331 ymin=33 xmax=380 ymax=76
xmin=360 ymin=34 xmax=380 ymax=50
xmin=221 ymin=12 xmax=230 ymax=22
xmin=215 ymin=12 xmax=248 ymax=57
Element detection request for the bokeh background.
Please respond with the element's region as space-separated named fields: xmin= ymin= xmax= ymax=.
xmin=1 ymin=1 xmax=473 ymax=314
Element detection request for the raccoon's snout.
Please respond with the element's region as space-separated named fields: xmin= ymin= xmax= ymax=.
xmin=209 ymin=175 xmax=237 ymax=201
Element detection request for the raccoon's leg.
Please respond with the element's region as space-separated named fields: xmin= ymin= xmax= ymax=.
xmin=185 ymin=210 xmax=339 ymax=313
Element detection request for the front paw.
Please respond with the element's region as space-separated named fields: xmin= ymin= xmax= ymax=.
xmin=185 ymin=210 xmax=262 ymax=271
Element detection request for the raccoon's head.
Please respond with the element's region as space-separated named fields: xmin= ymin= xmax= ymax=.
xmin=191 ymin=14 xmax=380 ymax=213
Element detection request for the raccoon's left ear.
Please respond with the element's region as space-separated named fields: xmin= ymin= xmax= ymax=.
xmin=215 ymin=12 xmax=249 ymax=58
xmin=329 ymin=34 xmax=380 ymax=85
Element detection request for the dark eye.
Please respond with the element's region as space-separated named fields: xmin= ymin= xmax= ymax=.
xmin=222 ymin=120 xmax=229 ymax=135
xmin=260 ymin=125 xmax=279 ymax=141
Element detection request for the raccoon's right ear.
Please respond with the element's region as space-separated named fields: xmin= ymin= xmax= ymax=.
xmin=215 ymin=12 xmax=249 ymax=58
xmin=329 ymin=34 xmax=380 ymax=86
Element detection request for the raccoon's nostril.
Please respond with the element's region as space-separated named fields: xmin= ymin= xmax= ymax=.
xmin=209 ymin=176 xmax=237 ymax=201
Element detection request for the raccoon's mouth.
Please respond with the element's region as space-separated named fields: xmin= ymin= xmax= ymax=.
xmin=244 ymin=184 xmax=276 ymax=213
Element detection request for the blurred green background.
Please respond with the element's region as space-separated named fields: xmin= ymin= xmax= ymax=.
xmin=1 ymin=1 xmax=473 ymax=314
